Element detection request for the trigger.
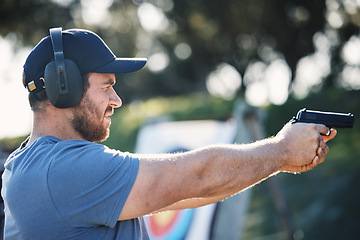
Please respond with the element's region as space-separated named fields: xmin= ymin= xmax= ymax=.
xmin=320 ymin=128 xmax=331 ymax=136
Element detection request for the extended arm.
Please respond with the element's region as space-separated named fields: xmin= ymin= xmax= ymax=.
xmin=118 ymin=122 xmax=336 ymax=220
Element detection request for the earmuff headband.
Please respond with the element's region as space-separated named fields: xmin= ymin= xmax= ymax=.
xmin=49 ymin=27 xmax=69 ymax=95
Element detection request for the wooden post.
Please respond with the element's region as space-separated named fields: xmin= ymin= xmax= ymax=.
xmin=211 ymin=101 xmax=265 ymax=240
xmin=211 ymin=101 xmax=298 ymax=240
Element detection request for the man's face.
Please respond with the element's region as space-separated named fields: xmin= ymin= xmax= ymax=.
xmin=71 ymin=73 xmax=122 ymax=142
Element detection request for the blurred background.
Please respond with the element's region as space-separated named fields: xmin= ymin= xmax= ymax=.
xmin=0 ymin=0 xmax=359 ymax=239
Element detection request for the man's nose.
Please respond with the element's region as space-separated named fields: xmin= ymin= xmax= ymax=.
xmin=109 ymin=87 xmax=122 ymax=108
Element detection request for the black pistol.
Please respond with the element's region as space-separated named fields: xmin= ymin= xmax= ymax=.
xmin=291 ymin=108 xmax=354 ymax=129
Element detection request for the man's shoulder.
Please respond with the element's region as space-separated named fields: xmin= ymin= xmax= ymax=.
xmin=46 ymin=137 xmax=136 ymax=176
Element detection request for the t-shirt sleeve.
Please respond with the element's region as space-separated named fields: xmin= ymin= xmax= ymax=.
xmin=47 ymin=141 xmax=139 ymax=228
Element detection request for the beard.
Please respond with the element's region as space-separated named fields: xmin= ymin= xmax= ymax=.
xmin=71 ymin=95 xmax=112 ymax=142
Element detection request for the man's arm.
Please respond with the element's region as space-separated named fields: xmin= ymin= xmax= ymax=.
xmin=151 ymin=126 xmax=337 ymax=214
xmin=118 ymin=122 xmax=335 ymax=220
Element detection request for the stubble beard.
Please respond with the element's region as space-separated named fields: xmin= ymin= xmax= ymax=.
xmin=71 ymin=96 xmax=111 ymax=143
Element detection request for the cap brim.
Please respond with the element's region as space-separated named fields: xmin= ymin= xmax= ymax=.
xmin=94 ymin=58 xmax=147 ymax=73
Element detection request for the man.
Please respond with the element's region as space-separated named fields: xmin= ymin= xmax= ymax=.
xmin=2 ymin=28 xmax=336 ymax=240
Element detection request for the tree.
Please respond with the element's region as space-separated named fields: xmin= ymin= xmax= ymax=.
xmin=1 ymin=0 xmax=359 ymax=105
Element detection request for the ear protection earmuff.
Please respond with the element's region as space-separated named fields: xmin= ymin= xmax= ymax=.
xmin=44 ymin=27 xmax=83 ymax=108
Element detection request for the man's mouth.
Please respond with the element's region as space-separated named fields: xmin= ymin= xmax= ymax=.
xmin=105 ymin=107 xmax=113 ymax=117
xmin=104 ymin=107 xmax=113 ymax=122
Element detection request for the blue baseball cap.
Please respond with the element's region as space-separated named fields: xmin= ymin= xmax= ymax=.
xmin=23 ymin=28 xmax=147 ymax=89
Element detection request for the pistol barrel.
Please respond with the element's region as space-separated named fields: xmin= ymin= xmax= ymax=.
xmin=293 ymin=108 xmax=354 ymax=128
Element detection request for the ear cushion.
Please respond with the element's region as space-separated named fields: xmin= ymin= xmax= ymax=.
xmin=44 ymin=59 xmax=83 ymax=108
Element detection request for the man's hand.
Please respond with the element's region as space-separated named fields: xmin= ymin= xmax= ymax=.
xmin=275 ymin=123 xmax=337 ymax=173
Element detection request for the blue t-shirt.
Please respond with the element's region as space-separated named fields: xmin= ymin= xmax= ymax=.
xmin=1 ymin=136 xmax=149 ymax=240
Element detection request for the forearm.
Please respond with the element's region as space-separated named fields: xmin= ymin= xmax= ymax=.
xmin=150 ymin=138 xmax=283 ymax=213
xmin=194 ymin=123 xmax=336 ymax=197
xmin=190 ymin=138 xmax=282 ymax=199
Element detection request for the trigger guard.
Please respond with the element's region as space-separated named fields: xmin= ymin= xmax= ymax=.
xmin=321 ymin=128 xmax=331 ymax=136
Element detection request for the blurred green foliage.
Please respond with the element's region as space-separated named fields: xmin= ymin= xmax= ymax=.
xmin=244 ymin=88 xmax=360 ymax=240
xmin=0 ymin=136 xmax=28 ymax=153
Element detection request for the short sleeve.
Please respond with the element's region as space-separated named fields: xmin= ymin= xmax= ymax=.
xmin=47 ymin=141 xmax=139 ymax=228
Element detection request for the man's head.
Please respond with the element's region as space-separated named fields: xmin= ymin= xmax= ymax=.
xmin=23 ymin=27 xmax=146 ymax=142
xmin=71 ymin=72 xmax=122 ymax=142
xmin=23 ymin=27 xmax=146 ymax=110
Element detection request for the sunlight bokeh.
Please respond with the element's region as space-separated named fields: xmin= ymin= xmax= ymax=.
xmin=291 ymin=32 xmax=331 ymax=99
xmin=243 ymin=59 xmax=291 ymax=107
xmin=174 ymin=43 xmax=192 ymax=60
xmin=137 ymin=3 xmax=169 ymax=32
xmin=81 ymin=0 xmax=114 ymax=26
xmin=206 ymin=63 xmax=242 ymax=101
xmin=0 ymin=35 xmax=33 ymax=138
xmin=147 ymin=52 xmax=170 ymax=73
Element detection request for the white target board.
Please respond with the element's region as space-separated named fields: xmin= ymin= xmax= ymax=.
xmin=135 ymin=119 xmax=238 ymax=240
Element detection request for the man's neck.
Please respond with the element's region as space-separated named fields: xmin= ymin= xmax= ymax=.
xmin=26 ymin=106 xmax=83 ymax=147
